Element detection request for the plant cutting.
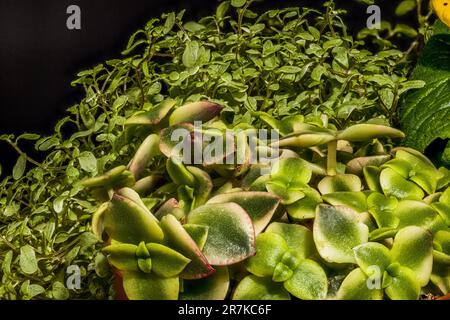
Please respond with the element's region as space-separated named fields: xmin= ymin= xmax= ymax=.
xmin=0 ymin=0 xmax=449 ymax=300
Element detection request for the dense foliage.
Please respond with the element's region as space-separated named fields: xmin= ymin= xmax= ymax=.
xmin=0 ymin=0 xmax=448 ymax=300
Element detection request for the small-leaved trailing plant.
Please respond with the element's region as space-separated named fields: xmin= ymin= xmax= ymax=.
xmin=0 ymin=0 xmax=449 ymax=300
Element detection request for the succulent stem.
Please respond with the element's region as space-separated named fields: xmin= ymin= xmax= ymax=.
xmin=327 ymin=141 xmax=338 ymax=176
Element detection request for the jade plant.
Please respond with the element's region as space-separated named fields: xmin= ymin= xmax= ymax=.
xmin=79 ymin=95 xmax=450 ymax=300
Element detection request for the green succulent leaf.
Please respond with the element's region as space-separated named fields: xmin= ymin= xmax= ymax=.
xmin=363 ymin=166 xmax=383 ymax=192
xmin=169 ymin=101 xmax=223 ymax=126
xmin=145 ymin=243 xmax=191 ymax=278
xmin=380 ymin=168 xmax=424 ymax=200
xmin=390 ymin=226 xmax=433 ymax=286
xmin=367 ymin=193 xmax=399 ymax=228
xmin=160 ymin=214 xmax=214 ymax=279
xmin=103 ymin=192 xmax=164 ymax=245
xmin=128 ymin=134 xmax=160 ymax=179
xmin=266 ymin=158 xmax=312 ymax=205
xmin=125 ymin=99 xmax=175 ymax=127
xmin=232 ymin=275 xmax=291 ymax=300
xmin=283 ymin=259 xmax=328 ymax=300
xmin=286 ymin=188 xmax=322 ymax=220
xmin=336 ymin=124 xmax=405 ymax=142
xmin=313 ymin=205 xmax=369 ymax=264
xmin=353 ymin=242 xmax=391 ymax=276
xmin=166 ymin=157 xmax=196 ymax=186
xmin=246 ymin=233 xmax=288 ymax=277
xmin=383 ymin=264 xmax=421 ymax=300
xmin=181 ymin=267 xmax=230 ymax=300
xmin=318 ymin=174 xmax=362 ymax=195
xmin=102 ymin=243 xmax=139 ymax=272
xmin=337 ymin=268 xmax=383 ymax=300
xmin=183 ymin=224 xmax=209 ymax=251
xmin=265 ymin=222 xmax=316 ymax=260
xmin=394 ymin=200 xmax=446 ymax=232
xmin=122 ymin=271 xmax=179 ymax=300
xmin=322 ymin=191 xmax=367 ymax=213
xmin=188 ymin=203 xmax=256 ymax=265
xmin=207 ymin=191 xmax=280 ymax=234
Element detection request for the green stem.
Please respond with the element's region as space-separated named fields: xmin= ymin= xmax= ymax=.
xmin=327 ymin=140 xmax=337 ymax=176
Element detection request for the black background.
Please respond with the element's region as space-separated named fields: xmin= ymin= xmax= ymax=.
xmin=0 ymin=0 xmax=394 ymax=171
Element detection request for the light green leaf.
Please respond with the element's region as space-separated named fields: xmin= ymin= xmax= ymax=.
xmin=353 ymin=242 xmax=391 ymax=276
xmin=284 ymin=259 xmax=328 ymax=300
xmin=181 ymin=267 xmax=230 ymax=300
xmin=265 ymin=222 xmax=316 ymax=260
xmin=122 ymin=271 xmax=179 ymax=300
xmin=337 ymin=268 xmax=383 ymax=300
xmin=233 ymin=275 xmax=290 ymax=300
xmin=13 ymin=154 xmax=27 ymax=180
xmin=390 ymin=226 xmax=433 ymax=286
xmin=383 ymin=264 xmax=421 ymax=300
xmin=188 ymin=203 xmax=255 ymax=266
xmin=20 ymin=245 xmax=38 ymax=275
xmin=246 ymin=233 xmax=288 ymax=277
xmin=313 ymin=205 xmax=369 ymax=264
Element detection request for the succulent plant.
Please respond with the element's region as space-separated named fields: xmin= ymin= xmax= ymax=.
xmin=82 ymin=99 xmax=450 ymax=300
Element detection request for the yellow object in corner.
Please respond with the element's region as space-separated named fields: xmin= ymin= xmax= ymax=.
xmin=431 ymin=0 xmax=450 ymax=27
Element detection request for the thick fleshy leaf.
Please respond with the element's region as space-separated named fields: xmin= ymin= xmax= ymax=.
xmin=441 ymin=187 xmax=450 ymax=205
xmin=434 ymin=230 xmax=450 ymax=255
xmin=154 ymin=198 xmax=185 ymax=221
xmin=183 ymin=224 xmax=209 ymax=251
xmin=188 ymin=203 xmax=256 ymax=265
xmin=337 ymin=268 xmax=383 ymax=300
xmin=145 ymin=243 xmax=190 ymax=278
xmin=266 ymin=158 xmax=312 ymax=205
xmin=92 ymin=202 xmax=109 ymax=239
xmin=122 ymin=271 xmax=179 ymax=300
xmin=346 ymin=155 xmax=391 ymax=175
xmin=102 ymin=244 xmax=138 ymax=272
xmin=265 ymin=222 xmax=316 ymax=260
xmin=181 ymin=267 xmax=229 ymax=300
xmin=159 ymin=123 xmax=194 ymax=160
xmin=353 ymin=243 xmax=391 ymax=276
xmin=82 ymin=165 xmax=135 ymax=190
xmin=246 ymin=233 xmax=288 ymax=277
xmin=286 ymin=187 xmax=322 ymax=220
xmin=432 ymin=199 xmax=450 ymax=226
xmin=103 ymin=193 xmax=164 ymax=244
xmin=394 ymin=200 xmax=446 ymax=232
xmin=363 ymin=166 xmax=382 ymax=192
xmin=273 ymin=132 xmax=335 ymax=148
xmin=380 ymin=168 xmax=425 ymax=200
xmin=367 ymin=193 xmax=399 ymax=228
xmin=125 ymin=99 xmax=175 ymax=127
xmin=395 ymin=150 xmax=440 ymax=194
xmin=430 ymin=263 xmax=450 ymax=295
xmin=383 ymin=264 xmax=420 ymax=300
xmin=166 ymin=157 xmax=196 ymax=186
xmin=186 ymin=166 xmax=213 ymax=208
xmin=322 ymin=192 xmax=367 ymax=213
xmin=128 ymin=134 xmax=160 ymax=179
xmin=232 ymin=275 xmax=291 ymax=300
xmin=336 ymin=124 xmax=405 ymax=142
xmin=369 ymin=227 xmax=399 ymax=241
xmin=169 ymin=101 xmax=223 ymax=125
xmin=160 ymin=214 xmax=214 ymax=279
xmin=283 ymin=259 xmax=328 ymax=300
xmin=313 ymin=205 xmax=369 ymax=264
xmin=133 ymin=175 xmax=163 ymax=196
xmin=318 ymin=174 xmax=362 ymax=195
xmin=390 ymin=226 xmax=433 ymax=286
xmin=207 ymin=192 xmax=280 ymax=234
